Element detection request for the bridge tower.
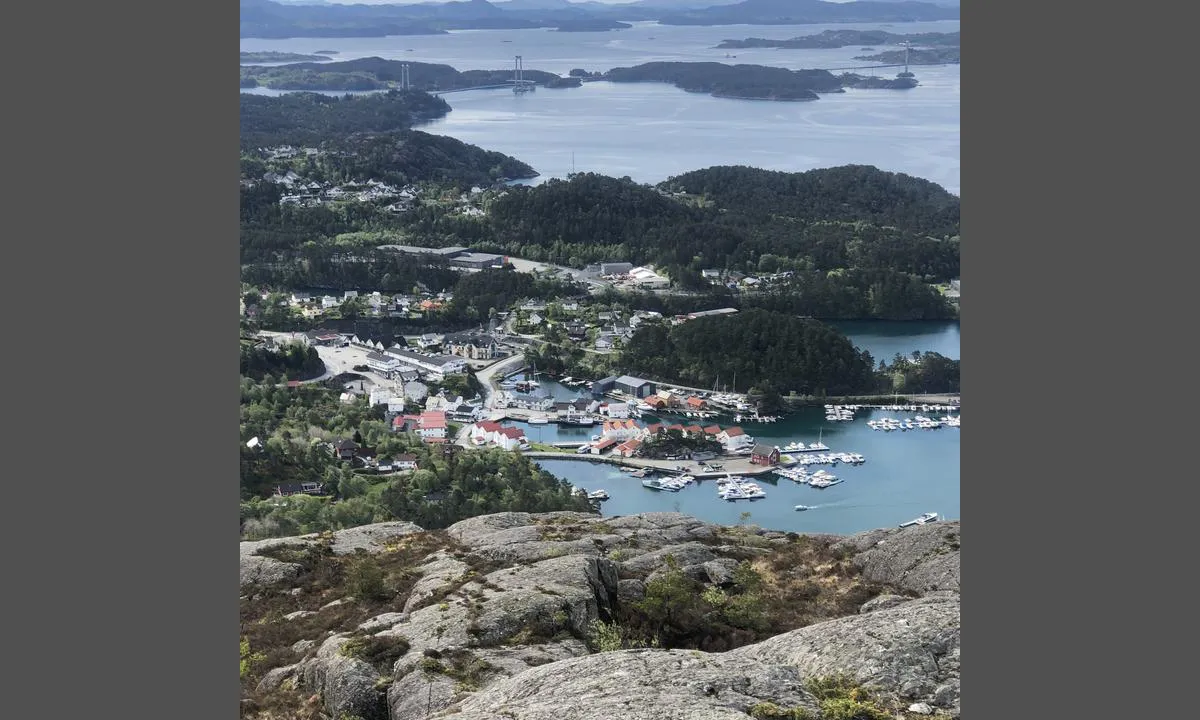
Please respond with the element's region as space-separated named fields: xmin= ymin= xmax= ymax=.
xmin=513 ymin=55 xmax=534 ymax=93
xmin=897 ymin=42 xmax=915 ymax=79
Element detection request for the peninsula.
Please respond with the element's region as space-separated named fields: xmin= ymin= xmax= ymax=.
xmin=855 ymin=47 xmax=961 ymax=65
xmin=240 ymin=57 xmax=566 ymax=92
xmin=716 ymin=30 xmax=960 ymax=50
xmin=240 ymin=51 xmax=332 ymax=64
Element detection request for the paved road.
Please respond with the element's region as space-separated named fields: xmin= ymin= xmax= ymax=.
xmin=475 ymin=352 xmax=527 ymax=408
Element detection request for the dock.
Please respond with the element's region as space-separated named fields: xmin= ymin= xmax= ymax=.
xmin=520 ymin=451 xmax=782 ymax=480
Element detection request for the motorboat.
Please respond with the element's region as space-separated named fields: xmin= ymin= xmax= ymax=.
xmin=587 ymin=490 xmax=610 ymax=501
xmin=900 ymin=512 xmax=939 ymax=528
xmin=794 ymin=505 xmax=811 ymax=511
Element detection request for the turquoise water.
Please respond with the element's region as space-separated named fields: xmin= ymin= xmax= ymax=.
xmin=523 ymin=321 xmax=960 ymax=534
xmin=536 ymin=403 xmax=959 ymax=535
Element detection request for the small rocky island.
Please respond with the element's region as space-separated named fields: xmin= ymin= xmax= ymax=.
xmin=240 ymin=511 xmax=961 ymax=720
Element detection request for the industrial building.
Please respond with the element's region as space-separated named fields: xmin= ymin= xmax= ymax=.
xmin=614 ymin=375 xmax=656 ymax=399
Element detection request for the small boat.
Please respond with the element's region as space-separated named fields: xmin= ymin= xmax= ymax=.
xmin=643 ymin=477 xmax=679 ymax=492
xmin=528 ymin=415 xmax=549 ymax=425
xmin=794 ymin=505 xmax=811 ymax=511
xmin=900 ymin=512 xmax=939 ymax=528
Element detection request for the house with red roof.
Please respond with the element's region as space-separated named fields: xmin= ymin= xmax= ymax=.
xmin=686 ymin=396 xmax=708 ymax=410
xmin=601 ymin=419 xmax=643 ymax=442
xmin=590 ymin=437 xmax=618 ymax=455
xmin=683 ymin=424 xmax=704 ymax=436
xmin=702 ymin=425 xmax=722 ymax=436
xmin=615 ymin=438 xmax=642 ymax=458
xmin=416 ymin=410 xmax=447 ymax=443
xmin=469 ymin=420 xmax=503 ymax=446
xmin=495 ymin=426 xmax=528 ymax=452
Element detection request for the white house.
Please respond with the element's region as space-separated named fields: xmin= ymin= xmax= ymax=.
xmin=392 ymin=454 xmax=418 ymax=471
xmin=469 ymin=421 xmax=526 ymax=451
xmin=387 ymin=397 xmax=408 ymax=414
xmin=321 ymin=296 xmax=340 ymax=309
xmin=416 ymin=334 xmax=443 ymax=350
xmin=416 ymin=411 xmax=448 ymax=442
xmin=717 ymin=426 xmax=754 ymax=451
xmin=604 ymin=402 xmax=631 ymax=419
xmin=600 ymin=419 xmax=643 ymax=442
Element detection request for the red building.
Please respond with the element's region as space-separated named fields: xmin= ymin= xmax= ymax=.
xmin=749 ymin=443 xmax=780 ymax=466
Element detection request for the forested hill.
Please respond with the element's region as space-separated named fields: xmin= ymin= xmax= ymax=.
xmin=605 ymin=62 xmax=842 ymax=101
xmin=241 ymin=57 xmax=566 ymax=93
xmin=660 ymin=165 xmax=960 ymax=237
xmin=486 ymin=173 xmax=701 ymax=257
xmin=620 ymin=308 xmax=877 ymax=396
xmin=239 ymin=91 xmax=451 ymax=149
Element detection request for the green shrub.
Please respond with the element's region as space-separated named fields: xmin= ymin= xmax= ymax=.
xmin=747 ymin=701 xmax=815 ymax=719
xmin=345 ymin=555 xmax=387 ymax=601
xmin=804 ymin=675 xmax=891 ymax=720
xmin=339 ymin=634 xmax=411 ymax=672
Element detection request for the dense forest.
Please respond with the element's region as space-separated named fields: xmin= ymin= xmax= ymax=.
xmin=716 ymin=30 xmax=961 ymax=50
xmin=881 ymin=351 xmax=960 ymax=394
xmin=620 ymin=309 xmax=877 ymax=396
xmin=321 ymin=132 xmax=537 ymax=186
xmin=240 ymin=341 xmax=325 ymax=381
xmin=240 ymin=57 xmax=567 ymax=93
xmin=605 ymin=62 xmax=841 ymax=101
xmin=661 ymin=165 xmax=960 ymax=238
xmin=239 ymin=91 xmax=451 ymax=149
xmin=394 ymin=167 xmax=959 ymax=319
xmin=445 ymin=267 xmax=585 ymax=325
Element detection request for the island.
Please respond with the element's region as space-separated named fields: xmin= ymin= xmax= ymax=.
xmin=604 ymin=62 xmax=843 ymax=101
xmin=542 ymin=76 xmax=583 ymax=89
xmin=658 ymin=0 xmax=959 ymax=27
xmin=240 ymin=51 xmax=333 ymax=64
xmin=716 ymin=30 xmax=960 ymax=50
xmin=554 ymin=19 xmax=633 ymax=32
xmin=854 ymin=47 xmax=961 ymax=65
xmin=313 ymin=50 xmax=339 ymax=55
xmin=840 ymin=73 xmax=919 ymax=89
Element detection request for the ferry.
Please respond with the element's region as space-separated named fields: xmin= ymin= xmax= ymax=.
xmin=900 ymin=512 xmax=939 ymax=528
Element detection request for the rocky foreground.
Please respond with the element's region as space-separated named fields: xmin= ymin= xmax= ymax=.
xmin=240 ymin=513 xmax=961 ymax=720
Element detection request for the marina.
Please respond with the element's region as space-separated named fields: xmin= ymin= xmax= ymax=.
xmin=528 ymin=398 xmax=958 ymax=534
xmin=494 ymin=322 xmax=958 ymax=534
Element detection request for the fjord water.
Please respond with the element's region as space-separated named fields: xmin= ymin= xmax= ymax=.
xmin=241 ymin=20 xmax=960 ymax=194
xmin=514 ymin=322 xmax=960 ymax=534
